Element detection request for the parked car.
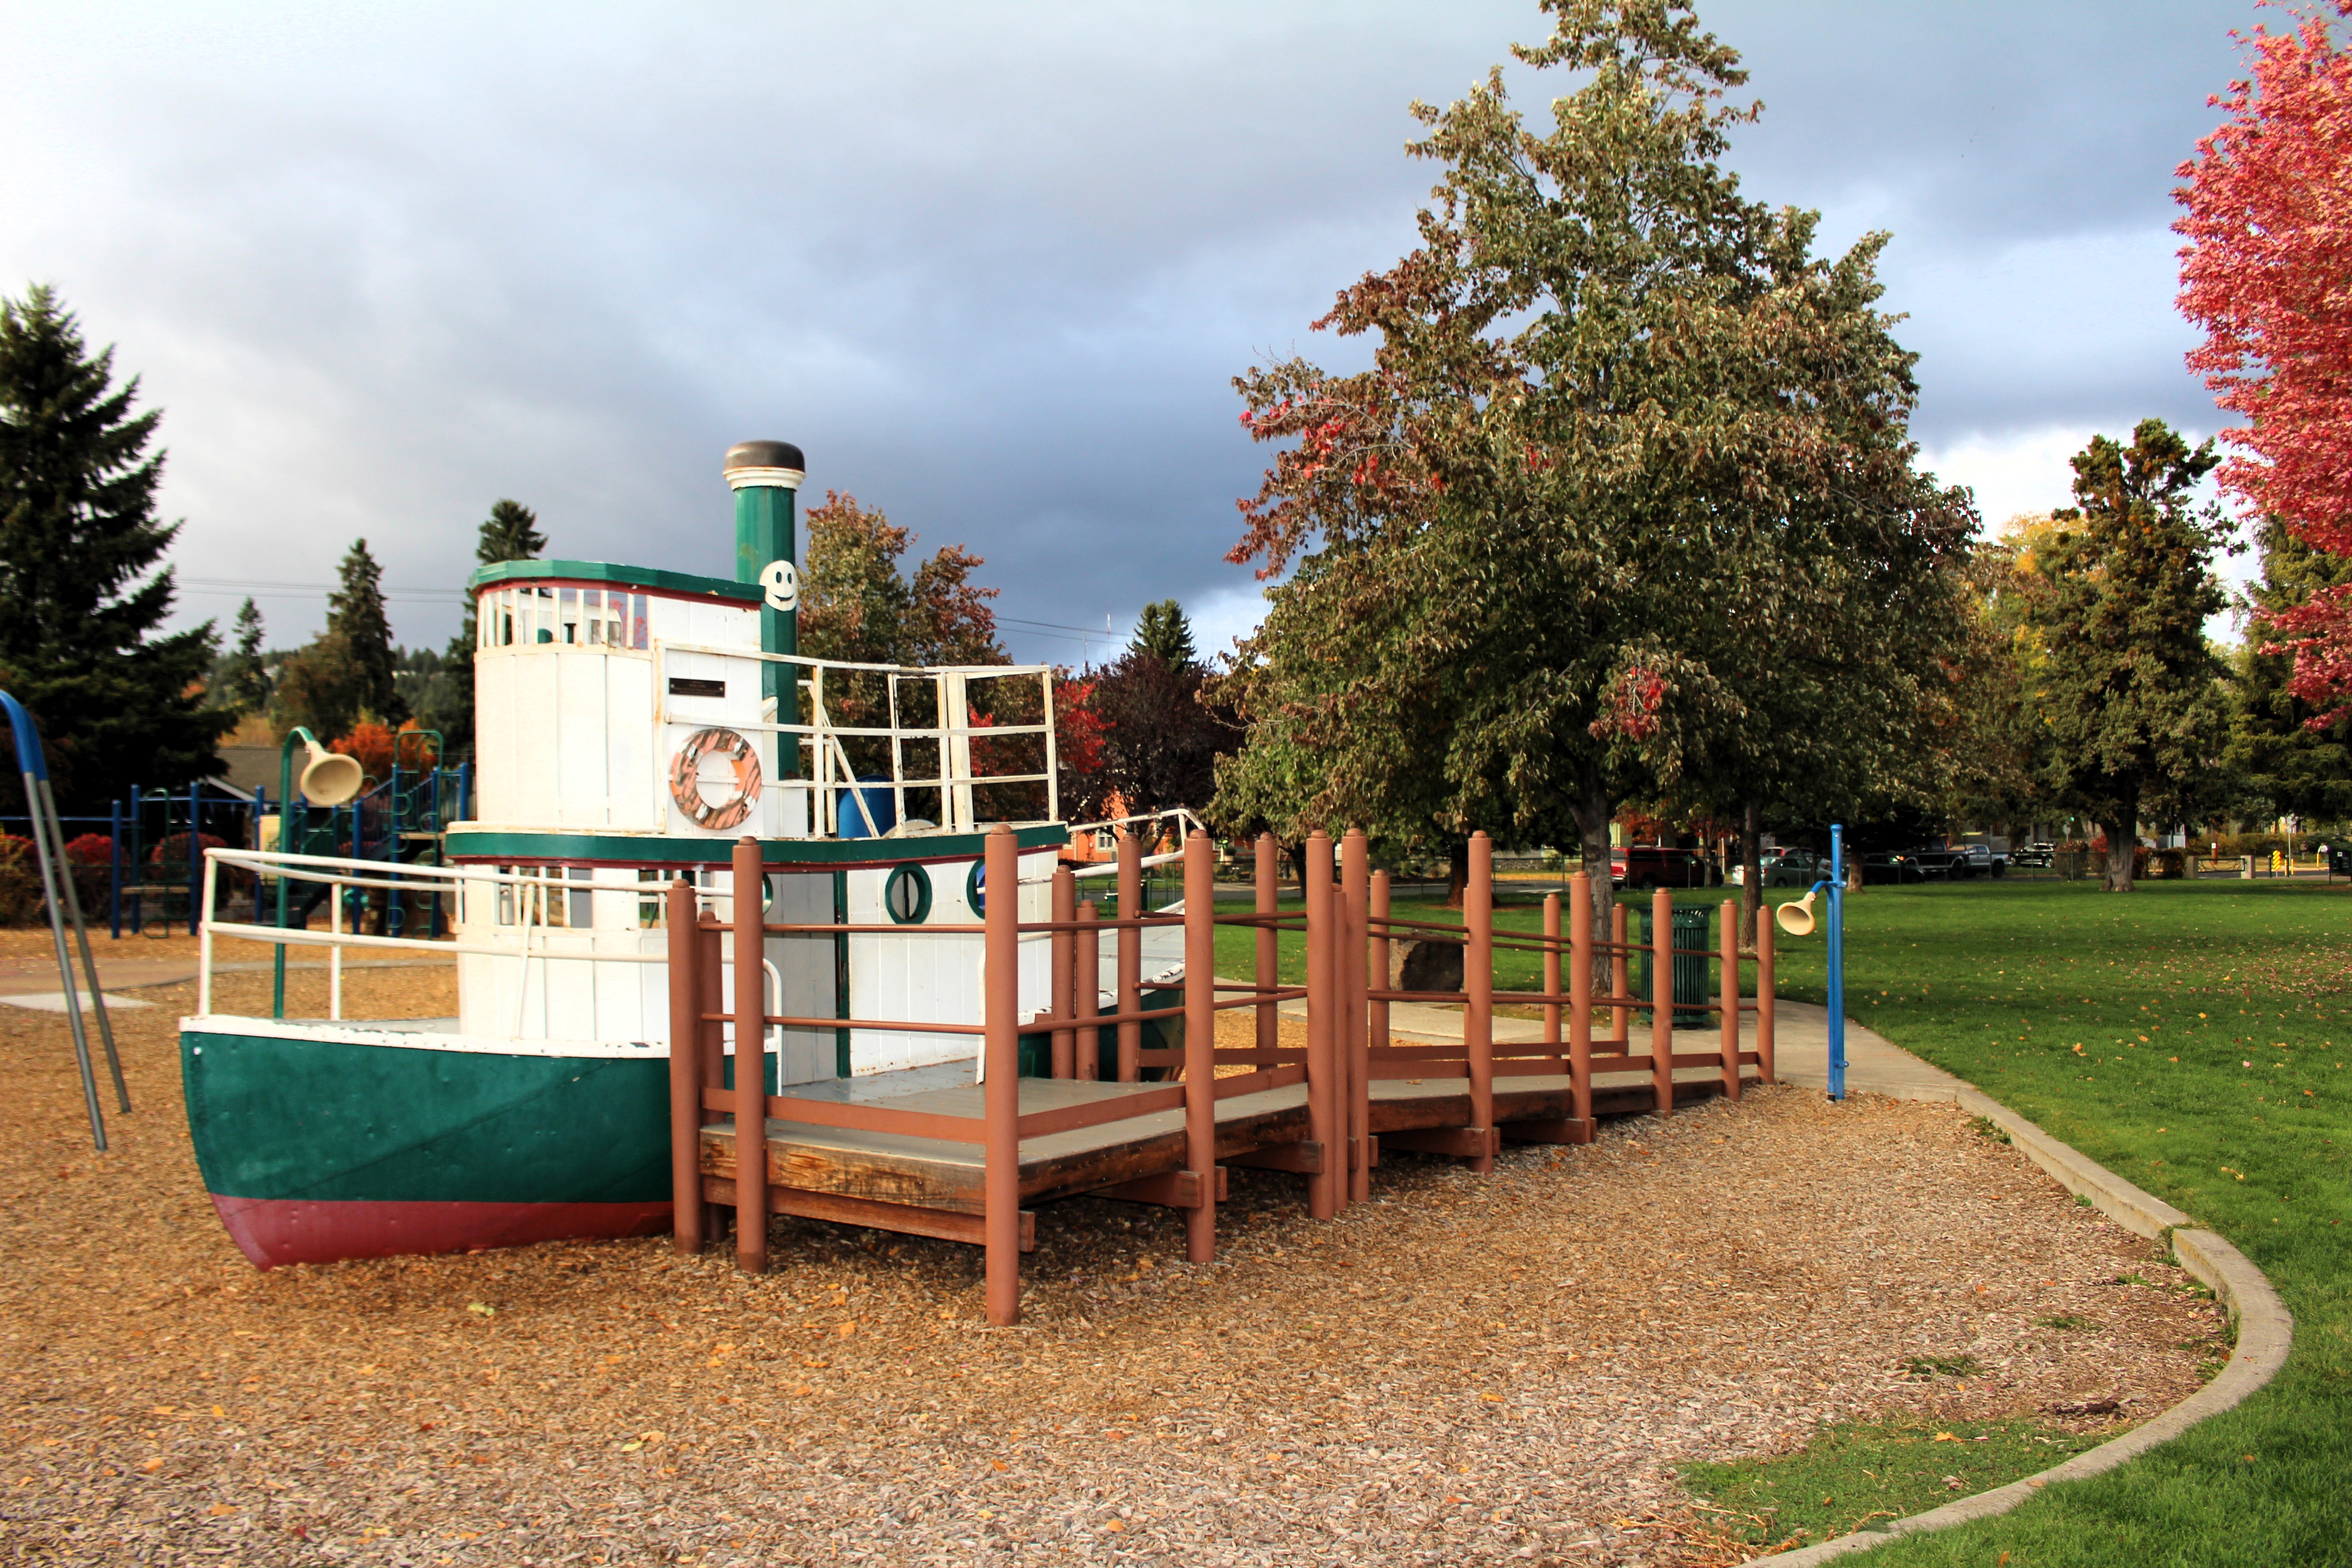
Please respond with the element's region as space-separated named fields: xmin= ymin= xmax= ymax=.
xmin=1763 ymin=849 xmax=1831 ymax=888
xmin=2011 ymin=841 xmax=2055 ymax=868
xmin=1610 ymin=846 xmax=1711 ymax=889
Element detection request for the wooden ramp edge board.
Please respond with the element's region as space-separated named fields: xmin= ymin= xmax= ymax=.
xmin=699 ymin=1078 xmax=1313 ymax=1214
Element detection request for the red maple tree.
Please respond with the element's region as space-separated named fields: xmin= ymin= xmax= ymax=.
xmin=2176 ymin=1 xmax=2352 ymax=719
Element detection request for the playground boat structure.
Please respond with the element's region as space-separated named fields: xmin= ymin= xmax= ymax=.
xmin=181 ymin=441 xmax=1187 ymax=1270
xmin=182 ymin=440 xmax=1782 ymax=1324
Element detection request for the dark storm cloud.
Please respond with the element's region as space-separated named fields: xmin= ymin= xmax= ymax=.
xmin=0 ymin=1 xmax=2258 ymax=660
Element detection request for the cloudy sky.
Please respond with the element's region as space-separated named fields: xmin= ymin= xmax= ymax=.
xmin=0 ymin=0 xmax=2261 ymax=665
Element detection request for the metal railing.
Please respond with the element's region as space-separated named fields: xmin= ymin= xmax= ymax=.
xmin=657 ymin=643 xmax=1058 ymax=835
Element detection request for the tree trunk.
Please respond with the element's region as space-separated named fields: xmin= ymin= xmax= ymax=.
xmin=1738 ymin=800 xmax=1762 ymax=944
xmin=1287 ymin=841 xmax=1308 ymax=892
xmin=1569 ymin=766 xmax=1616 ymax=990
xmin=1443 ymin=840 xmax=1470 ymax=909
xmin=2102 ymin=794 xmax=2138 ymax=892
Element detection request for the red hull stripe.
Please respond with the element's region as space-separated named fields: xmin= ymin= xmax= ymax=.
xmin=211 ymin=1194 xmax=672 ymax=1269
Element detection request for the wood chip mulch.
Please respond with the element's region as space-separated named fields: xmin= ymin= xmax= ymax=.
xmin=0 ymin=963 xmax=2225 ymax=1566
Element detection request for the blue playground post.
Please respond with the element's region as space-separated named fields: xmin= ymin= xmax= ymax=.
xmin=108 ymin=799 xmax=122 ymax=940
xmin=1772 ymin=821 xmax=1849 ymax=1102
xmin=187 ymin=780 xmax=202 ymax=933
xmin=1827 ymin=823 xmax=1847 ymax=1101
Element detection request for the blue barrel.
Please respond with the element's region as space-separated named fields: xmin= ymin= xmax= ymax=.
xmin=836 ymin=777 xmax=897 ymax=839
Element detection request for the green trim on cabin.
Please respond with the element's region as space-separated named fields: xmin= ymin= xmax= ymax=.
xmin=444 ymin=823 xmax=1068 ymax=867
xmin=467 ymin=558 xmax=763 ymax=604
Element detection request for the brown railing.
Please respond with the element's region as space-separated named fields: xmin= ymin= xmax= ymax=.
xmin=662 ymin=823 xmax=1778 ymax=1327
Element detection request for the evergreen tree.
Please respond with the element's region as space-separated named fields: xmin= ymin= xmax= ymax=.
xmin=1130 ymin=600 xmax=1198 ymax=668
xmin=219 ymin=597 xmax=271 ymax=713
xmin=0 ymin=284 xmax=228 ymax=810
xmin=442 ymin=500 xmax=545 ymax=756
xmin=328 ymin=538 xmax=402 ymax=724
xmin=2033 ymin=420 xmax=2232 ymax=890
xmin=2227 ymin=515 xmax=2352 ymax=824
xmin=478 ymin=498 xmax=546 ymax=564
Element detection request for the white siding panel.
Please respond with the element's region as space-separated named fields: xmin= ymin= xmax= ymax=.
xmin=606 ymin=655 xmax=657 ymax=830
xmin=554 ymin=653 xmax=609 ymax=827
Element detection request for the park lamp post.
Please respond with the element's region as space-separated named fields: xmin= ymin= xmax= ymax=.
xmin=1772 ymin=822 xmax=1848 ymax=1101
xmin=270 ymin=727 xmax=364 ymax=1019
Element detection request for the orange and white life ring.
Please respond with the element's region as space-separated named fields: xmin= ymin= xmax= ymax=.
xmin=668 ymin=727 xmax=762 ymax=831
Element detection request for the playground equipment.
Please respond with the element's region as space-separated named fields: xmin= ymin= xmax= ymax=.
xmin=268 ymin=726 xmax=365 ymax=1018
xmin=0 ymin=689 xmax=131 ymax=1149
xmin=175 ymin=438 xmax=1784 ymax=1325
xmin=1774 ymin=822 xmax=1847 ymax=1100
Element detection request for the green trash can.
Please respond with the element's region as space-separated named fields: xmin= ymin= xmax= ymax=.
xmin=1637 ymin=904 xmax=1714 ymax=1028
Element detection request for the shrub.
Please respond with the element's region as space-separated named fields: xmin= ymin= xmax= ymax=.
xmin=62 ymin=833 xmax=116 ymax=866
xmin=0 ymin=834 xmax=39 ymax=925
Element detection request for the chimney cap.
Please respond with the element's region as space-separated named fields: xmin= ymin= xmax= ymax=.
xmin=724 ymin=439 xmax=805 ymax=475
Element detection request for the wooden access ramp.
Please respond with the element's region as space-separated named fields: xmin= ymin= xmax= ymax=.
xmin=666 ymin=827 xmax=1774 ymax=1325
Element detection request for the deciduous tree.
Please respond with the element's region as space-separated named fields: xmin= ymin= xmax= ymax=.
xmin=2176 ymin=3 xmax=2352 ymax=717
xmin=1214 ymin=0 xmax=1970 ymax=936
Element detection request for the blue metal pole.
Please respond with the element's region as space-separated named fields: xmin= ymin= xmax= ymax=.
xmin=1 ymin=689 xmax=112 ymax=1147
xmin=188 ymin=780 xmax=202 ymax=934
xmin=1828 ymin=822 xmax=1847 ymax=1102
xmin=108 ymin=799 xmax=122 ymax=940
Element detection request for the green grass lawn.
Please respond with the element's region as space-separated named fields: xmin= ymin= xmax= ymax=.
xmin=1755 ymin=878 xmax=2352 ymax=1565
xmin=1214 ymin=876 xmax=2352 ymax=1561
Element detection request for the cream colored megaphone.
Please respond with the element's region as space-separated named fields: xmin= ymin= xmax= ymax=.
xmin=297 ymin=739 xmax=365 ymax=806
xmin=1774 ymin=891 xmax=1817 ymax=937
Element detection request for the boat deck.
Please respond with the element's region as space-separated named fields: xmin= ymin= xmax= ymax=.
xmin=699 ymin=1046 xmax=1757 ymax=1237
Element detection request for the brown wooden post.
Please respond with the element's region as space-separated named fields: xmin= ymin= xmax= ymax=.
xmin=1542 ymin=891 xmax=1562 ymax=1059
xmin=1755 ymin=904 xmax=1777 ymax=1084
xmin=1254 ymin=832 xmax=1278 ymax=1054
xmin=697 ymin=908 xmax=725 ymax=1242
xmin=1465 ymin=832 xmax=1495 ymax=1172
xmin=1369 ymin=869 xmax=1392 ymax=1050
xmin=1650 ymin=885 xmax=1674 ymax=1117
xmin=1116 ymin=829 xmax=1142 ymax=1082
xmin=731 ymin=837 xmax=769 ymax=1273
xmin=666 ymin=878 xmax=702 ymax=1255
xmin=1075 ymin=899 xmax=1101 ymax=1081
xmin=1049 ymin=866 xmax=1076 ymax=1078
xmin=1182 ymin=831 xmax=1218 ymax=1263
xmin=1341 ymin=828 xmax=1372 ymax=1203
xmin=983 ymin=825 xmax=1022 ymax=1325
xmin=1610 ymin=902 xmax=1630 ymax=1047
xmin=1303 ymin=829 xmax=1338 ymax=1219
xmin=1719 ymin=898 xmax=1741 ymax=1101
xmin=1568 ymin=872 xmax=1593 ymax=1128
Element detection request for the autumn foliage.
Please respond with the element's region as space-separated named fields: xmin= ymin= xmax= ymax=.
xmin=329 ymin=719 xmax=439 ymax=783
xmin=2176 ymin=2 xmax=2352 ymax=720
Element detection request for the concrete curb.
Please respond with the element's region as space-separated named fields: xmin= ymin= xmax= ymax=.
xmin=1735 ymin=1098 xmax=2293 ymax=1565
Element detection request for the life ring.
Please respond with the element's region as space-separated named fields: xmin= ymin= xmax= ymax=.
xmin=668 ymin=728 xmax=762 ymax=831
